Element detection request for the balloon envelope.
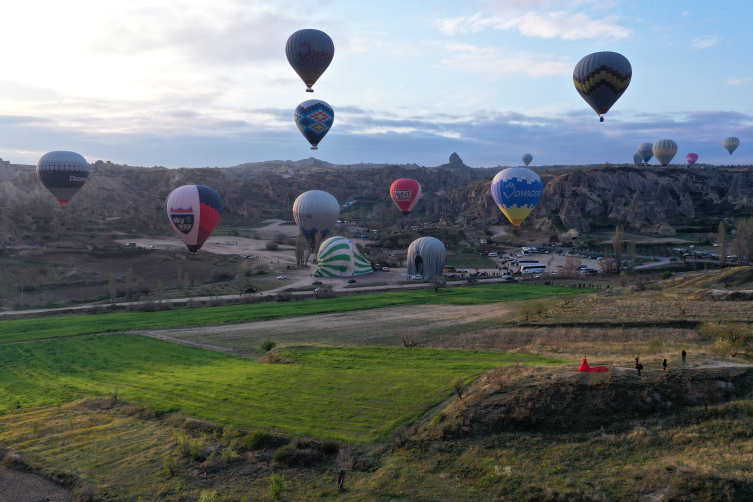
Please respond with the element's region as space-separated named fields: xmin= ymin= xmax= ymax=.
xmin=293 ymin=190 xmax=339 ymax=244
xmin=36 ymin=151 xmax=89 ymax=206
xmin=285 ymin=29 xmax=334 ymax=92
xmin=723 ymin=137 xmax=740 ymax=155
xmin=522 ymin=154 xmax=533 ymax=167
xmin=573 ymin=51 xmax=632 ymax=120
xmin=407 ymin=237 xmax=446 ymax=278
xmin=637 ymin=143 xmax=654 ymax=164
xmin=390 ymin=179 xmax=422 ymax=216
xmin=686 ymin=153 xmax=698 ymax=166
xmin=490 ymin=167 xmax=543 ymax=226
xmin=295 ymin=99 xmax=334 ymax=149
xmin=166 ymin=185 xmax=223 ymax=252
xmin=314 ymin=236 xmax=373 ymax=277
xmin=633 ymin=152 xmax=642 ymax=166
xmin=653 ymin=140 xmax=678 ymax=167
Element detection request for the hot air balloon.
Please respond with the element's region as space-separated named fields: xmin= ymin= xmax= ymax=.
xmin=723 ymin=137 xmax=740 ymax=155
xmin=653 ymin=140 xmax=678 ymax=167
xmin=637 ymin=143 xmax=654 ymax=164
xmin=286 ymin=29 xmax=334 ymax=92
xmin=314 ymin=236 xmax=373 ymax=277
xmin=407 ymin=237 xmax=446 ymax=279
xmin=633 ymin=152 xmax=642 ymax=166
xmin=293 ymin=190 xmax=339 ymax=246
xmin=490 ymin=167 xmax=543 ymax=227
xmin=166 ymin=185 xmax=223 ymax=252
xmin=295 ymin=99 xmax=334 ymax=150
xmin=573 ymin=52 xmax=632 ymax=122
xmin=522 ymin=154 xmax=533 ymax=167
xmin=36 ymin=151 xmax=89 ymax=206
xmin=686 ymin=153 xmax=698 ymax=166
xmin=390 ymin=179 xmax=422 ymax=216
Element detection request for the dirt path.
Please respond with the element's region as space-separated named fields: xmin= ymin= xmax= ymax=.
xmin=142 ymin=303 xmax=513 ymax=354
xmin=0 ymin=468 xmax=73 ymax=502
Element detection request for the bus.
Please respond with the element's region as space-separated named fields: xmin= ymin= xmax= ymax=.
xmin=519 ymin=264 xmax=547 ymax=274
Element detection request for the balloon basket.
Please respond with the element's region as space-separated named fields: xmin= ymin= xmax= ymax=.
xmin=306 ymin=88 xmax=314 ymax=93
xmin=311 ymin=146 xmax=318 ymax=150
xmin=599 ymin=116 xmax=604 ymax=122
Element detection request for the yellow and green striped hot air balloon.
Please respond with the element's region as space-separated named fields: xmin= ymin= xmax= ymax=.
xmin=652 ymin=139 xmax=678 ymax=167
xmin=314 ymin=236 xmax=373 ymax=277
xmin=573 ymin=52 xmax=632 ymax=122
xmin=723 ymin=137 xmax=740 ymax=155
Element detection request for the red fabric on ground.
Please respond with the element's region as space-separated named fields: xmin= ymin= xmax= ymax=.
xmin=578 ymin=358 xmax=608 ymax=373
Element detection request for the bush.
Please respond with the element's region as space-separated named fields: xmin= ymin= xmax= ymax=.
xmin=269 ymin=473 xmax=286 ymax=500
xmin=320 ymin=439 xmax=339 ymax=456
xmin=172 ymin=432 xmax=204 ymax=460
xmin=198 ymin=490 xmax=220 ymax=502
xmin=661 ymin=271 xmax=673 ymax=280
xmin=431 ymin=411 xmax=447 ymax=425
xmin=265 ymin=240 xmax=279 ymax=251
xmin=244 ymin=430 xmax=272 ymax=450
xmin=260 ymin=340 xmax=276 ymax=352
xmin=647 ymin=338 xmax=663 ymax=354
xmin=275 ymin=292 xmax=292 ymax=302
xmin=161 ymin=454 xmax=181 ymax=478
xmin=274 ymin=443 xmax=321 ymax=467
xmin=221 ymin=447 xmax=239 ymax=463
xmin=212 ymin=270 xmax=234 ymax=282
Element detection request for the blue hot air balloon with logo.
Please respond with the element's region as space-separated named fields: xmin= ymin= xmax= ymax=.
xmin=295 ymin=99 xmax=334 ymax=150
xmin=490 ymin=167 xmax=543 ymax=226
xmin=286 ymin=29 xmax=335 ymax=92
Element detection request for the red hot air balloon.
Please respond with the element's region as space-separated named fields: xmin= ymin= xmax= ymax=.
xmin=390 ymin=179 xmax=422 ymax=215
xmin=686 ymin=153 xmax=698 ymax=166
xmin=166 ymin=185 xmax=223 ymax=252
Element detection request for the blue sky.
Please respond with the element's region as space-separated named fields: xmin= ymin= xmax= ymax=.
xmin=0 ymin=0 xmax=751 ymax=168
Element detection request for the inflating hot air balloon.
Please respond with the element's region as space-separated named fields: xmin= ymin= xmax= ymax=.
xmin=637 ymin=143 xmax=654 ymax=164
xmin=522 ymin=154 xmax=533 ymax=167
xmin=295 ymin=99 xmax=334 ymax=150
xmin=723 ymin=137 xmax=740 ymax=155
xmin=390 ymin=179 xmax=422 ymax=216
xmin=166 ymin=185 xmax=223 ymax=252
xmin=293 ymin=190 xmax=339 ymax=246
xmin=490 ymin=167 xmax=543 ymax=227
xmin=36 ymin=151 xmax=89 ymax=206
xmin=573 ymin=51 xmax=632 ymax=122
xmin=653 ymin=140 xmax=678 ymax=167
xmin=686 ymin=153 xmax=698 ymax=166
xmin=633 ymin=152 xmax=642 ymax=166
xmin=286 ymin=29 xmax=334 ymax=92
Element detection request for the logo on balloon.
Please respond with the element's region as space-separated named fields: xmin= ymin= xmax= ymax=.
xmin=171 ymin=214 xmax=194 ymax=234
xmin=298 ymin=41 xmax=334 ymax=61
xmin=393 ymin=189 xmax=413 ymax=201
xmin=69 ymin=176 xmax=87 ymax=182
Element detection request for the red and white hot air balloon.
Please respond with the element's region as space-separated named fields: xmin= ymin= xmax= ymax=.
xmin=686 ymin=153 xmax=698 ymax=166
xmin=166 ymin=185 xmax=223 ymax=252
xmin=390 ymin=179 xmax=422 ymax=216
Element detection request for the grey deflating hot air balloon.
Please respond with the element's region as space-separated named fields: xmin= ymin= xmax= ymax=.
xmin=293 ymin=190 xmax=340 ymax=246
xmin=633 ymin=152 xmax=642 ymax=166
xmin=637 ymin=143 xmax=654 ymax=164
xmin=286 ymin=29 xmax=335 ymax=92
xmin=522 ymin=154 xmax=533 ymax=167
xmin=407 ymin=237 xmax=446 ymax=279
xmin=36 ymin=151 xmax=90 ymax=206
xmin=573 ymin=52 xmax=632 ymax=122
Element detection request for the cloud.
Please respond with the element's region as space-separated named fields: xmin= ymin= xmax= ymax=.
xmin=435 ymin=11 xmax=631 ymax=40
xmin=727 ymin=77 xmax=753 ymax=86
xmin=437 ymin=43 xmax=572 ymax=77
xmin=691 ymin=35 xmax=718 ymax=49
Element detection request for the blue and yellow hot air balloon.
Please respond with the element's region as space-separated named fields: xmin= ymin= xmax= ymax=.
xmin=295 ymin=99 xmax=334 ymax=150
xmin=490 ymin=167 xmax=543 ymax=226
xmin=653 ymin=139 xmax=678 ymax=167
xmin=723 ymin=137 xmax=740 ymax=155
xmin=573 ymin=52 xmax=632 ymax=122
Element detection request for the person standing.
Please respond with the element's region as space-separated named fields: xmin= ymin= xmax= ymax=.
xmin=682 ymin=350 xmax=687 ymax=366
xmin=634 ymin=356 xmax=643 ymax=376
xmin=663 ymin=359 xmax=667 ymax=371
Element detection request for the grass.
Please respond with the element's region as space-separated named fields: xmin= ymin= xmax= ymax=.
xmin=445 ymin=253 xmax=497 ymax=269
xmin=0 ymin=283 xmax=589 ymax=344
xmin=0 ymin=334 xmax=564 ymax=442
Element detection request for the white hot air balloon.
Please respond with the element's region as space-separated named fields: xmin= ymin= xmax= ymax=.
xmin=293 ymin=190 xmax=339 ymax=246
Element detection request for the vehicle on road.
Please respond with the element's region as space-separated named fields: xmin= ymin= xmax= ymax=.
xmin=348 ymin=279 xmax=356 ymax=283
xmin=410 ymin=275 xmax=422 ymax=280
xmin=312 ymin=281 xmax=322 ymax=285
xmin=382 ymin=267 xmax=390 ymax=271
xmin=277 ymin=275 xmax=287 ymax=280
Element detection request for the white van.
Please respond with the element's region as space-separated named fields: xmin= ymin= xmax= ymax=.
xmin=488 ymin=252 xmax=498 ymax=257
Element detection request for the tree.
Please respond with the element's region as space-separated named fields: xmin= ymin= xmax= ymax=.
xmin=710 ymin=323 xmax=751 ymax=358
xmin=399 ymin=330 xmax=418 ymax=347
xmin=718 ymin=221 xmax=728 ymax=268
xmin=336 ymin=447 xmax=353 ymax=492
xmin=731 ymin=218 xmax=753 ymax=265
xmin=454 ymin=378 xmax=465 ymax=400
xmin=125 ymin=268 xmax=135 ymax=299
xmin=108 ymin=273 xmax=117 ymax=302
xmin=613 ymin=225 xmax=625 ymax=275
xmin=718 ymin=273 xmax=735 ymax=289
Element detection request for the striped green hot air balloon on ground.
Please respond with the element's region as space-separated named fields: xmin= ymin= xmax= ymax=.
xmin=314 ymin=236 xmax=373 ymax=277
xmin=653 ymin=140 xmax=678 ymax=167
xmin=573 ymin=51 xmax=632 ymax=122
xmin=723 ymin=137 xmax=740 ymax=155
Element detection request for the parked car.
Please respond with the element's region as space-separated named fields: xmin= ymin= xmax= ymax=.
xmin=467 ymin=277 xmax=477 ymax=283
xmin=276 ymin=275 xmax=287 ymax=280
xmin=244 ymin=287 xmax=257 ymax=293
xmin=314 ymin=287 xmax=324 ymax=292
xmin=348 ymin=279 xmax=356 ymax=284
xmin=381 ymin=267 xmax=390 ymax=272
xmin=312 ymin=281 xmax=322 ymax=285
xmin=410 ymin=275 xmax=423 ymax=280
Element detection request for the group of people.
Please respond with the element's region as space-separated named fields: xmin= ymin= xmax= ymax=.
xmin=634 ymin=349 xmax=687 ymax=376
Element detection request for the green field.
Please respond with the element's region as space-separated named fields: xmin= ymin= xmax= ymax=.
xmin=0 ymin=283 xmax=589 ymax=344
xmin=0 ymin=334 xmax=563 ymax=441
xmin=445 ymin=253 xmax=498 ymax=269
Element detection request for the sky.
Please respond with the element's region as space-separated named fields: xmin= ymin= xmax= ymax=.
xmin=0 ymin=0 xmax=751 ymax=168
